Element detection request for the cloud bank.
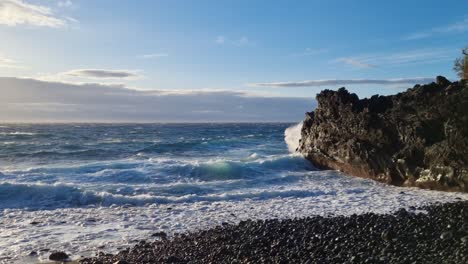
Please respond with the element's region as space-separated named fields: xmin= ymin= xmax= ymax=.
xmin=137 ymin=53 xmax=169 ymax=59
xmin=0 ymin=0 xmax=69 ymax=27
xmin=250 ymin=77 xmax=435 ymax=88
xmin=336 ymin=58 xmax=376 ymax=68
xmin=63 ymin=69 xmax=142 ymax=79
xmin=0 ymin=77 xmax=313 ymax=122
xmin=0 ymin=55 xmax=23 ymax=69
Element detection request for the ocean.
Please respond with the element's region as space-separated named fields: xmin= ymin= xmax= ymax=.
xmin=0 ymin=123 xmax=466 ymax=263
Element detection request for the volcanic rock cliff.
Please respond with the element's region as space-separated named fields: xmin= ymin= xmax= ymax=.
xmin=298 ymin=76 xmax=468 ymax=192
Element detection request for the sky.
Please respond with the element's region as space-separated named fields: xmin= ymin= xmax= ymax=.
xmin=0 ymin=0 xmax=467 ymax=122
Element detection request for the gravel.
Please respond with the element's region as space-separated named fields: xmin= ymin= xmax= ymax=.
xmin=80 ymin=201 xmax=467 ymax=264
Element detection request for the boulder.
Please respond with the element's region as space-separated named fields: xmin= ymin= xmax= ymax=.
xmin=49 ymin=251 xmax=69 ymax=262
xmin=298 ymin=77 xmax=468 ymax=192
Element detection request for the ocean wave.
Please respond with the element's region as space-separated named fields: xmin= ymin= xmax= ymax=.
xmin=0 ymin=182 xmax=96 ymax=210
xmin=2 ymin=153 xmax=314 ymax=186
xmin=0 ymin=181 xmax=335 ymax=210
xmin=136 ymin=136 xmax=260 ymax=155
xmin=284 ymin=122 xmax=303 ymax=153
xmin=0 ymin=132 xmax=37 ymax=136
xmin=253 ymin=154 xmax=314 ymax=171
xmin=188 ymin=160 xmax=259 ymax=181
xmin=137 ymin=141 xmax=203 ymax=154
xmin=146 ymin=154 xmax=314 ymax=182
xmin=1 ymin=141 xmax=17 ymax=145
xmin=8 ymin=148 xmax=115 ymax=159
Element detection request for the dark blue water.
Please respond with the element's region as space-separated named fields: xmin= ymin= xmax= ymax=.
xmin=0 ymin=123 xmax=314 ymax=210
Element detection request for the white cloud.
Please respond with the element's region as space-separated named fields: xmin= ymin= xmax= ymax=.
xmin=235 ymin=36 xmax=249 ymax=46
xmin=137 ymin=53 xmax=169 ymax=59
xmin=406 ymin=17 xmax=468 ymax=40
xmin=249 ymin=77 xmax=435 ymax=88
xmin=335 ymin=58 xmax=375 ymax=68
xmin=0 ymin=77 xmax=313 ymax=122
xmin=0 ymin=0 xmax=71 ymax=27
xmin=215 ymin=35 xmax=251 ymax=46
xmin=0 ymin=55 xmax=24 ymax=69
xmin=288 ymin=48 xmax=328 ymax=57
xmin=215 ymin=35 xmax=225 ymax=44
xmin=62 ymin=69 xmax=142 ymax=80
xmin=333 ymin=48 xmax=453 ymax=69
xmin=57 ymin=0 xmax=72 ymax=8
xmin=0 ymin=56 xmax=16 ymax=65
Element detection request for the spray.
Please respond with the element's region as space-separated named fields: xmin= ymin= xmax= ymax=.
xmin=284 ymin=122 xmax=303 ymax=153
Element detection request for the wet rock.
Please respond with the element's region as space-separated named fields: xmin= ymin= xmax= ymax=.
xmin=49 ymin=251 xmax=69 ymax=262
xmin=381 ymin=229 xmax=393 ymax=242
xmin=298 ymin=77 xmax=468 ymax=192
xmin=440 ymin=231 xmax=453 ymax=240
xmin=151 ymin=231 xmax=167 ymax=238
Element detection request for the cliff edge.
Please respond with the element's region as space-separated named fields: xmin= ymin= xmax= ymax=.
xmin=298 ymin=76 xmax=468 ymax=192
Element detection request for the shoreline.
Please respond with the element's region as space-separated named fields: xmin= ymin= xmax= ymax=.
xmin=78 ymin=201 xmax=467 ymax=264
xmin=4 ymin=181 xmax=467 ymax=263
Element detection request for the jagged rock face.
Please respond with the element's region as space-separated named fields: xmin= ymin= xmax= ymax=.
xmin=298 ymin=76 xmax=468 ymax=192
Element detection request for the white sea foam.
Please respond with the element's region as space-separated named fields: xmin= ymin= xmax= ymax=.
xmin=1 ymin=174 xmax=466 ymax=263
xmin=284 ymin=122 xmax=303 ymax=153
xmin=0 ymin=132 xmax=36 ymax=136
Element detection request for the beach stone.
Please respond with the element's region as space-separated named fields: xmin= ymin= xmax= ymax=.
xmin=49 ymin=251 xmax=69 ymax=261
xmin=440 ymin=231 xmax=453 ymax=240
xmin=151 ymin=231 xmax=167 ymax=238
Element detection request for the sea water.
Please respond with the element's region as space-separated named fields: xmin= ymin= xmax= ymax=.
xmin=0 ymin=123 xmax=466 ymax=263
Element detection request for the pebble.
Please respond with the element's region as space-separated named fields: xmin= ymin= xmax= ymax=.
xmin=80 ymin=201 xmax=468 ymax=264
xmin=49 ymin=251 xmax=69 ymax=262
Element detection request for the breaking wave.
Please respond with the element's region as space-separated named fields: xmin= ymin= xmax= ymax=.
xmin=284 ymin=122 xmax=303 ymax=153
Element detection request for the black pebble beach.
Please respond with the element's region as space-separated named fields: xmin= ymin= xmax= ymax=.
xmin=79 ymin=201 xmax=467 ymax=264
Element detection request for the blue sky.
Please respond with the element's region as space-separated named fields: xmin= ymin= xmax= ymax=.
xmin=0 ymin=0 xmax=467 ymax=122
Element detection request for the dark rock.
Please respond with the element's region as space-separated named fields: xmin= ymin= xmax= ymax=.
xmin=49 ymin=251 xmax=69 ymax=261
xmin=436 ymin=76 xmax=451 ymax=86
xmin=440 ymin=231 xmax=453 ymax=240
xmin=381 ymin=230 xmax=393 ymax=242
xmin=298 ymin=76 xmax=468 ymax=192
xmin=151 ymin=231 xmax=167 ymax=238
xmin=28 ymin=251 xmax=38 ymax=256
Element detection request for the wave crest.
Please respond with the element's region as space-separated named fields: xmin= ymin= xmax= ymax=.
xmin=284 ymin=122 xmax=303 ymax=153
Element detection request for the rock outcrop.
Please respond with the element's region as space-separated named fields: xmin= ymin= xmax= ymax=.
xmin=298 ymin=76 xmax=468 ymax=192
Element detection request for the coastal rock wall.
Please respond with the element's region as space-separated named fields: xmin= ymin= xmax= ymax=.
xmin=298 ymin=76 xmax=468 ymax=192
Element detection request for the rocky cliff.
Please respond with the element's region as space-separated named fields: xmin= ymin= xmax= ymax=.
xmin=298 ymin=76 xmax=468 ymax=192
